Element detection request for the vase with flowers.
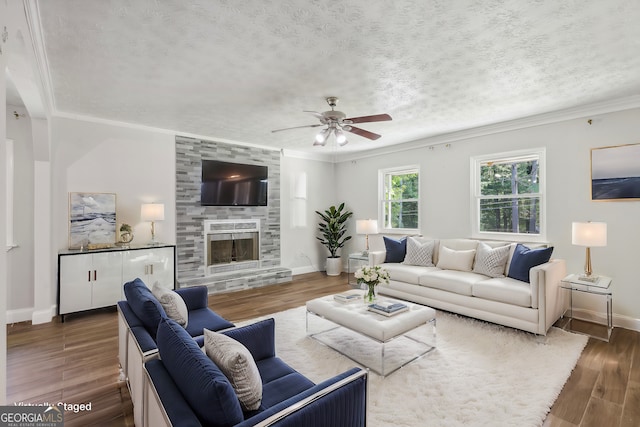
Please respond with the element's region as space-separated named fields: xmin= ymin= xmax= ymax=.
xmin=354 ymin=265 xmax=390 ymax=303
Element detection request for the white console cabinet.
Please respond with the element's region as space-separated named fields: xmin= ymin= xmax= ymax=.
xmin=58 ymin=245 xmax=175 ymax=318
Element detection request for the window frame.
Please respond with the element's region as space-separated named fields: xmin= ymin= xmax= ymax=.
xmin=470 ymin=148 xmax=546 ymax=242
xmin=378 ymin=165 xmax=420 ymax=234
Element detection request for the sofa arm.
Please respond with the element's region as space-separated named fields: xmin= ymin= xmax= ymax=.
xmin=223 ymin=318 xmax=276 ymax=361
xmin=236 ymin=367 xmax=368 ymax=427
xmin=368 ymin=251 xmax=386 ymax=266
xmin=176 ymin=286 xmax=208 ymax=310
xmin=530 ymin=259 xmax=567 ymax=334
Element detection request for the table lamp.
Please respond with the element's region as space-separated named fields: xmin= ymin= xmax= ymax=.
xmin=356 ymin=219 xmax=378 ymax=255
xmin=141 ymin=203 xmax=165 ymax=245
xmin=571 ymin=221 xmax=607 ymax=281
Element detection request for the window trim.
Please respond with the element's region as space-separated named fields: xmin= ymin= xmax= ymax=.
xmin=470 ymin=148 xmax=546 ymax=242
xmin=378 ymin=164 xmax=420 ymax=234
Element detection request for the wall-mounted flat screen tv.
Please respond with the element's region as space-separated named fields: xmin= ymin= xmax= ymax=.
xmin=201 ymin=160 xmax=268 ymax=206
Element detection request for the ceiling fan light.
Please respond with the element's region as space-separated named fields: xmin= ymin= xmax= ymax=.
xmin=335 ymin=128 xmax=348 ymax=145
xmin=315 ymin=128 xmax=331 ymax=144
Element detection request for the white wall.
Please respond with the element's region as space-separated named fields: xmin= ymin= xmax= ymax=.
xmin=280 ymin=154 xmax=337 ymax=274
xmin=51 ymin=117 xmax=177 ymax=250
xmin=5 ymin=105 xmax=34 ymax=317
xmin=336 ymin=108 xmax=640 ymax=327
xmin=1 ymin=0 xmax=9 ymax=405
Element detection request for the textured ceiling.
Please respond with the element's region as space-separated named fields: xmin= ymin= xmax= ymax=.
xmin=34 ymin=0 xmax=640 ymax=155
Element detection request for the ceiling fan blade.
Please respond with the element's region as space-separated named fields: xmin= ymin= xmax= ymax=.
xmin=303 ymin=110 xmax=325 ymax=119
xmin=344 ymin=113 xmax=392 ymax=124
xmin=271 ymin=124 xmax=323 ymax=133
xmin=343 ymin=125 xmax=382 ymax=140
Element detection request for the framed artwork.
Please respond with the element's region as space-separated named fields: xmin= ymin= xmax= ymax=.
xmin=69 ymin=192 xmax=117 ymax=249
xmin=591 ymin=143 xmax=640 ymax=201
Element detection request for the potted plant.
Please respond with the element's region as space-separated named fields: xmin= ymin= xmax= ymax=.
xmin=315 ymin=203 xmax=353 ymax=276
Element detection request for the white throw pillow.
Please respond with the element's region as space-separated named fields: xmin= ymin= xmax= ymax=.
xmin=403 ymin=237 xmax=435 ymax=267
xmin=472 ymin=243 xmax=511 ymax=278
xmin=436 ymin=246 xmax=476 ymax=272
xmin=204 ymin=329 xmax=263 ymax=411
xmin=152 ymin=282 xmax=188 ymax=328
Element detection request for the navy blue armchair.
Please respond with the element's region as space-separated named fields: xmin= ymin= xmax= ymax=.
xmin=143 ymin=317 xmax=368 ymax=427
xmin=117 ymin=278 xmax=234 ymax=426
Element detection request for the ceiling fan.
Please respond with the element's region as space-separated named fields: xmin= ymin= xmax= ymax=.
xmin=272 ymin=97 xmax=392 ymax=146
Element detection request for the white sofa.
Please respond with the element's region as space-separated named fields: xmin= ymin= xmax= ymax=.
xmin=368 ymin=238 xmax=567 ymax=336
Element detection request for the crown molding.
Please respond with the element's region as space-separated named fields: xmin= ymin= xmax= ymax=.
xmin=337 ymin=95 xmax=640 ymax=163
xmin=22 ymin=0 xmax=54 ymax=116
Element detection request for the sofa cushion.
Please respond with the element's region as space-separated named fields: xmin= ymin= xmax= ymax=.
xmin=259 ymin=372 xmax=316 ymax=410
xmin=157 ymin=318 xmax=243 ymax=427
xmin=472 ymin=243 xmax=511 ymax=278
xmin=384 ymin=236 xmax=407 ymax=263
xmin=436 ymin=246 xmax=476 ymax=272
xmin=152 ymin=282 xmax=188 ymax=327
xmin=204 ymin=329 xmax=263 ymax=411
xmin=419 ymin=270 xmax=487 ymax=296
xmin=472 ymin=277 xmax=532 ymax=307
xmin=403 ymin=237 xmax=435 ymax=267
xmin=123 ymin=278 xmax=166 ymax=339
xmin=383 ymin=263 xmax=439 ymax=285
xmin=508 ymin=244 xmax=554 ymax=283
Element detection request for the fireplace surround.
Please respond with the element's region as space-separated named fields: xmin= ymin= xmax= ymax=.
xmin=204 ymin=219 xmax=260 ymax=275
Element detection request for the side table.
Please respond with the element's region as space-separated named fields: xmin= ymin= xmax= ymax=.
xmin=347 ymin=252 xmax=370 ymax=287
xmin=560 ymin=274 xmax=612 ymax=342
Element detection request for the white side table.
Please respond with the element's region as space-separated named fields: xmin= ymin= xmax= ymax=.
xmin=560 ymin=274 xmax=612 ymax=342
xmin=347 ymin=252 xmax=370 ymax=287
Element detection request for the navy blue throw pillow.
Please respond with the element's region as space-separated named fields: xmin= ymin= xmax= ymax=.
xmin=507 ymin=244 xmax=554 ymax=283
xmin=384 ymin=236 xmax=407 ymax=263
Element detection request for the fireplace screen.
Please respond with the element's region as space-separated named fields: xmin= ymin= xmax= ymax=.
xmin=207 ymin=232 xmax=259 ymax=266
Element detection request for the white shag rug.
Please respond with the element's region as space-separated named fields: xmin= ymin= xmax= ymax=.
xmin=239 ymin=306 xmax=587 ymax=427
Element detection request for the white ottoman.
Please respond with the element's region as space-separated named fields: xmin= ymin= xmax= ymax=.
xmin=306 ymin=293 xmax=436 ymax=376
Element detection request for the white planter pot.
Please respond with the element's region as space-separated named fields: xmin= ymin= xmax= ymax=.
xmin=325 ymin=257 xmax=342 ymax=276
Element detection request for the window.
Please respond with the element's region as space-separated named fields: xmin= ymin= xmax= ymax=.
xmin=379 ymin=166 xmax=419 ymax=232
xmin=471 ymin=149 xmax=545 ymax=240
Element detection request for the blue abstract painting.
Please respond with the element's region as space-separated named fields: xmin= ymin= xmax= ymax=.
xmin=591 ymin=143 xmax=640 ymax=201
xmin=69 ymin=192 xmax=117 ymax=249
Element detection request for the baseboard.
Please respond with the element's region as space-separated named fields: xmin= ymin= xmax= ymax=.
xmin=571 ymin=308 xmax=640 ymax=332
xmin=291 ymin=265 xmax=318 ymax=276
xmin=6 ymin=307 xmax=34 ymax=324
xmin=32 ymin=305 xmax=57 ymax=325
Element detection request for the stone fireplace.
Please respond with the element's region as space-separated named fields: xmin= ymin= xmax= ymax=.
xmin=204 ymin=219 xmax=260 ymax=275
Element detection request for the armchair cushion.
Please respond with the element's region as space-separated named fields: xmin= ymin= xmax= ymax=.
xmin=124 ymin=278 xmax=166 ymax=339
xmin=152 ymin=282 xmax=188 ymax=327
xmin=157 ymin=317 xmax=243 ymax=427
xmin=204 ymin=329 xmax=263 ymax=411
xmin=184 ymin=307 xmax=234 ymax=338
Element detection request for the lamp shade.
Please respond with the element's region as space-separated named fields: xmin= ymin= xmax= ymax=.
xmin=356 ymin=219 xmax=378 ymax=235
xmin=572 ymin=222 xmax=607 ymax=247
xmin=141 ymin=203 xmax=165 ymax=221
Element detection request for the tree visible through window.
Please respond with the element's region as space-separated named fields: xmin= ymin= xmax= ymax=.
xmin=474 ymin=151 xmax=544 ymax=236
xmin=380 ymin=167 xmax=419 ymax=230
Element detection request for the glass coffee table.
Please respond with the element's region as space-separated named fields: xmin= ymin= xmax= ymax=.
xmin=306 ymin=293 xmax=436 ymax=376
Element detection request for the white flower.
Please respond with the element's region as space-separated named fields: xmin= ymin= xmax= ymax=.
xmin=355 ymin=265 xmax=389 ymax=287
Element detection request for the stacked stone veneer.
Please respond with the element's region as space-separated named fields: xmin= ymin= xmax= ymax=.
xmin=175 ymin=136 xmax=291 ymax=292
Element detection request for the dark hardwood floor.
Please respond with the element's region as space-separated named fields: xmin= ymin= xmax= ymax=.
xmin=6 ymin=272 xmax=640 ymax=426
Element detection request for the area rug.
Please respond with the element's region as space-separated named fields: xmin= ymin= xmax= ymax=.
xmin=239 ymin=306 xmax=588 ymax=427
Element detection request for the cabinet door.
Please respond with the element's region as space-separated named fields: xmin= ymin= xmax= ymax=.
xmin=59 ymin=254 xmax=94 ymax=315
xmin=122 ymin=247 xmax=175 ymax=289
xmin=91 ymin=251 xmax=124 ymax=308
xmin=145 ymin=247 xmax=175 ymax=289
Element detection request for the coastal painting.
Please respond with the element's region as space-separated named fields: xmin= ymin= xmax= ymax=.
xmin=591 ymin=143 xmax=640 ymax=201
xmin=69 ymin=192 xmax=117 ymax=249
